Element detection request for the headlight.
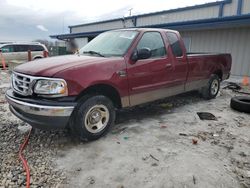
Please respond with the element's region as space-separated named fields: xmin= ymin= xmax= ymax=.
xmin=34 ymin=79 xmax=68 ymax=97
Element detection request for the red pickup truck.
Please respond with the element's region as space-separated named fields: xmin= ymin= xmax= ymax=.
xmin=6 ymin=28 xmax=231 ymax=140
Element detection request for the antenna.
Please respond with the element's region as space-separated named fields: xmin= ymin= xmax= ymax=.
xmin=128 ymin=8 xmax=133 ymax=16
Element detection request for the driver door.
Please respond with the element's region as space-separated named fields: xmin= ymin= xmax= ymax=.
xmin=126 ymin=31 xmax=173 ymax=106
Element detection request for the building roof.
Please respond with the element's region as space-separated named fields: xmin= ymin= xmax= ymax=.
xmin=67 ymin=0 xmax=232 ymax=29
xmin=50 ymin=0 xmax=250 ymax=40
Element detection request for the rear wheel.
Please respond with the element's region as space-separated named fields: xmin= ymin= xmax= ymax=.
xmin=201 ymin=74 xmax=220 ymax=100
xmin=69 ymin=95 xmax=115 ymax=141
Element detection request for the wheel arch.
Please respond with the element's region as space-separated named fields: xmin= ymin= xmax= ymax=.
xmin=213 ymin=69 xmax=223 ymax=80
xmin=33 ymin=55 xmax=43 ymax=60
xmin=76 ymin=83 xmax=122 ymax=109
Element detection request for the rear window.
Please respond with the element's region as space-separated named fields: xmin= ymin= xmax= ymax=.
xmin=166 ymin=32 xmax=183 ymax=57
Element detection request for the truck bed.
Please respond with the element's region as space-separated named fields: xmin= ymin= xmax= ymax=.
xmin=186 ymin=52 xmax=232 ymax=81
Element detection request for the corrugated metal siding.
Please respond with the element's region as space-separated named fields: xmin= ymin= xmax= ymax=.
xmin=71 ymin=19 xmax=135 ymax=33
xmin=223 ymin=0 xmax=238 ymax=16
xmin=137 ymin=6 xmax=219 ymax=26
xmin=242 ymin=0 xmax=250 ymax=14
xmin=71 ymin=20 xmax=122 ymax=33
xmin=75 ymin=38 xmax=88 ymax=48
xmin=70 ymin=0 xmax=244 ymax=33
xmin=71 ymin=5 xmax=221 ymax=33
xmin=181 ymin=27 xmax=250 ymax=76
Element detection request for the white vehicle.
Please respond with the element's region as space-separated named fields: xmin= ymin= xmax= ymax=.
xmin=0 ymin=42 xmax=48 ymax=65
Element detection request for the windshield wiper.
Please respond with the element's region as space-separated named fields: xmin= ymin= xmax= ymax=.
xmin=83 ymin=50 xmax=105 ymax=57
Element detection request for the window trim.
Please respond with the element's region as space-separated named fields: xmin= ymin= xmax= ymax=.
xmin=135 ymin=31 xmax=167 ymax=60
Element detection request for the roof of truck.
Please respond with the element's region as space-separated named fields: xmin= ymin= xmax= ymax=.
xmin=112 ymin=28 xmax=178 ymax=33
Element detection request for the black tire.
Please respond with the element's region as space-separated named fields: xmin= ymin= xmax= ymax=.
xmin=230 ymin=96 xmax=250 ymax=113
xmin=201 ymin=74 xmax=220 ymax=100
xmin=69 ymin=95 xmax=116 ymax=141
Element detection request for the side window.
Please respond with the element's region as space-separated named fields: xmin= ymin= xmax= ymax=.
xmin=137 ymin=32 xmax=166 ymax=58
xmin=166 ymin=32 xmax=183 ymax=57
xmin=1 ymin=45 xmax=14 ymax=53
xmin=182 ymin=37 xmax=191 ymax=53
xmin=30 ymin=45 xmax=44 ymax=51
xmin=14 ymin=45 xmax=29 ymax=52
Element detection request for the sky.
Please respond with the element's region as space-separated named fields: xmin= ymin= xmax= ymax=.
xmin=0 ymin=0 xmax=218 ymax=41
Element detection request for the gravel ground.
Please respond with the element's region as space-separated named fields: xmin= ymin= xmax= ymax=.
xmin=0 ymin=70 xmax=250 ymax=188
xmin=0 ymin=71 xmax=68 ymax=187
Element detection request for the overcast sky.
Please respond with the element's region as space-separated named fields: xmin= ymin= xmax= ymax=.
xmin=0 ymin=0 xmax=218 ymax=41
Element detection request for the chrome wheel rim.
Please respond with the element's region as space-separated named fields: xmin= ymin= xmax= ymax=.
xmin=84 ymin=105 xmax=110 ymax=134
xmin=211 ymin=80 xmax=219 ymax=95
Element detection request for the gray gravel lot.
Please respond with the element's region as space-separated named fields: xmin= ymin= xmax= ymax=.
xmin=0 ymin=70 xmax=250 ymax=188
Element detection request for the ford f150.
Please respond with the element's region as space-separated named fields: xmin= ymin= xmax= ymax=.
xmin=6 ymin=28 xmax=232 ymax=140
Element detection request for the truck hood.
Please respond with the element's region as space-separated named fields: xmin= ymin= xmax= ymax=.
xmin=14 ymin=55 xmax=116 ymax=77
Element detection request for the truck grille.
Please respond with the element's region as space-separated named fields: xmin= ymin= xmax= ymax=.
xmin=12 ymin=72 xmax=35 ymax=96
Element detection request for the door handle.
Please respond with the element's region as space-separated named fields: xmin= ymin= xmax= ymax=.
xmin=116 ymin=70 xmax=127 ymax=77
xmin=165 ymin=64 xmax=172 ymax=68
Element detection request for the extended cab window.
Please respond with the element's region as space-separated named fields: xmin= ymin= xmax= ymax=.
xmin=166 ymin=32 xmax=183 ymax=57
xmin=1 ymin=45 xmax=14 ymax=53
xmin=137 ymin=32 xmax=166 ymax=58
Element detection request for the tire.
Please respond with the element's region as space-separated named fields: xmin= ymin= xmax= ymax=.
xmin=230 ymin=96 xmax=250 ymax=113
xmin=201 ymin=74 xmax=220 ymax=100
xmin=69 ymin=95 xmax=116 ymax=141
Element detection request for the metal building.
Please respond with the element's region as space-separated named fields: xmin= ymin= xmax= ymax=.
xmin=51 ymin=0 xmax=250 ymax=77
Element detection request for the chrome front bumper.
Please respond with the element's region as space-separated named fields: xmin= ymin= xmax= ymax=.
xmin=6 ymin=94 xmax=74 ymax=117
xmin=5 ymin=89 xmax=76 ymax=129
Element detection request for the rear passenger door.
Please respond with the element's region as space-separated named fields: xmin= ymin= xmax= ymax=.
xmin=166 ymin=32 xmax=188 ymax=87
xmin=14 ymin=45 xmax=29 ymax=61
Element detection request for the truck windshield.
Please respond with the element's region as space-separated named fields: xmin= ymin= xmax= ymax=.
xmin=79 ymin=30 xmax=138 ymax=57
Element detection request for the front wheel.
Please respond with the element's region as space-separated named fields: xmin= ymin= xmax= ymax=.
xmin=69 ymin=95 xmax=116 ymax=141
xmin=201 ymin=74 xmax=220 ymax=100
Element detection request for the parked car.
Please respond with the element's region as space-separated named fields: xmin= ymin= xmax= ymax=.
xmin=5 ymin=28 xmax=232 ymax=140
xmin=0 ymin=42 xmax=48 ymax=65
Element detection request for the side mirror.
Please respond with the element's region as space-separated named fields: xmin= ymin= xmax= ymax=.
xmin=131 ymin=48 xmax=151 ymax=62
xmin=0 ymin=49 xmax=2 ymax=53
